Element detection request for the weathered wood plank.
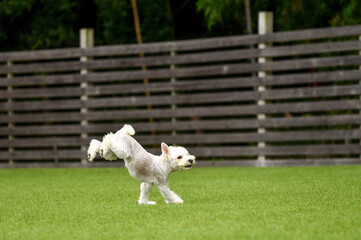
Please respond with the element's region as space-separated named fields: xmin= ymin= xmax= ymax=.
xmin=0 ymin=150 xmax=83 ymax=160
xmin=0 ymin=137 xmax=85 ymax=147
xmin=1 ymin=69 xmax=360 ymax=91
xmin=131 ymin=129 xmax=361 ymax=145
xmin=2 ymin=40 xmax=361 ymax=74
xmin=0 ymin=115 xmax=359 ymax=136
xmin=0 ymin=48 xmax=82 ymax=61
xmin=146 ymin=144 xmax=361 ymax=157
xmin=86 ymin=70 xmax=361 ymax=96
xmin=0 ymin=83 xmax=358 ymax=104
xmin=1 ymin=25 xmax=360 ymax=62
xmin=83 ymin=25 xmax=361 ymax=56
xmin=259 ymin=25 xmax=361 ymax=43
xmin=85 ymin=91 xmax=257 ymax=108
xmin=0 ymin=74 xmax=82 ymax=87
xmin=262 ymin=84 xmax=361 ymax=100
xmin=260 ymin=69 xmax=361 ymax=86
xmin=86 ymin=77 xmax=258 ymax=95
xmin=1 ymin=159 xmax=360 ymax=168
xmin=82 ymin=115 xmax=361 ymax=133
xmin=0 ymin=99 xmax=82 ymax=111
xmin=264 ymin=159 xmax=361 ymax=167
xmin=0 ymin=100 xmax=358 ymax=123
xmin=84 ymin=100 xmax=360 ymax=121
xmin=0 ymin=112 xmax=83 ymax=124
xmin=0 ymin=112 xmax=361 ymax=130
xmin=0 ymin=86 xmax=82 ymax=99
xmin=84 ymin=55 xmax=361 ymax=82
xmin=0 ymin=125 xmax=83 ymax=135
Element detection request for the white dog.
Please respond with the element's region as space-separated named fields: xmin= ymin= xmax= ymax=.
xmin=87 ymin=124 xmax=196 ymax=205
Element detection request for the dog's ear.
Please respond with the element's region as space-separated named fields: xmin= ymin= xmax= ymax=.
xmin=161 ymin=142 xmax=170 ymax=158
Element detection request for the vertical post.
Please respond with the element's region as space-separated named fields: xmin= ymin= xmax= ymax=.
xmin=171 ymin=51 xmax=177 ymax=136
xmin=7 ymin=61 xmax=14 ymax=164
xmin=80 ymin=28 xmax=94 ymax=165
xmin=257 ymin=12 xmax=273 ymax=167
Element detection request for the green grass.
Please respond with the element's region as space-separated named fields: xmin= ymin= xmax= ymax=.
xmin=0 ymin=166 xmax=360 ymax=240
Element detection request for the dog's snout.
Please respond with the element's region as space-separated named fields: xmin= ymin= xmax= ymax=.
xmin=188 ymin=159 xmax=194 ymax=164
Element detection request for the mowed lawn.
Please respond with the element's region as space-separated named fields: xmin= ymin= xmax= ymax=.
xmin=0 ymin=166 xmax=360 ymax=240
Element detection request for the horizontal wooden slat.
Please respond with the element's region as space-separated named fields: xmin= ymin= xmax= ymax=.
xmin=84 ymin=55 xmax=361 ymax=82
xmin=262 ymin=84 xmax=361 ymax=100
xmin=0 ymin=115 xmax=359 ymax=136
xmin=0 ymin=125 xmax=83 ymax=135
xmin=84 ymin=100 xmax=361 ymax=121
xmin=0 ymin=86 xmax=82 ymax=99
xmin=263 ymin=159 xmax=361 ymax=167
xmin=0 ymin=129 xmax=358 ymax=147
xmin=85 ymin=70 xmax=361 ymax=96
xmin=82 ymin=25 xmax=361 ymax=56
xmin=86 ymin=91 xmax=256 ymax=108
xmin=146 ymin=144 xmax=361 ymax=157
xmin=260 ymin=69 xmax=361 ymax=86
xmin=0 ymin=82 xmax=358 ymax=105
xmin=0 ymin=99 xmax=82 ymax=111
xmin=0 ymin=150 xmax=83 ymax=160
xmin=0 ymin=74 xmax=82 ymax=87
xmin=1 ymin=25 xmax=361 ymax=62
xmin=0 ymin=48 xmax=82 ymax=61
xmin=1 ymin=69 xmax=360 ymax=92
xmin=0 ymin=144 xmax=359 ymax=160
xmin=88 ymin=115 xmax=361 ymax=132
xmin=0 ymin=137 xmax=84 ymax=147
xmin=0 ymin=113 xmax=361 ymax=130
xmin=1 ymin=159 xmax=360 ymax=167
xmin=133 ymin=130 xmax=361 ymax=145
xmin=86 ymin=77 xmax=257 ymax=95
xmin=2 ymin=40 xmax=361 ymax=74
xmin=0 ymin=100 xmax=359 ymax=123
xmin=0 ymin=90 xmax=255 ymax=110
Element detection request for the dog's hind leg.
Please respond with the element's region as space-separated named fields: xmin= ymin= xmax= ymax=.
xmin=87 ymin=139 xmax=101 ymax=162
xmin=138 ymin=182 xmax=156 ymax=205
xmin=158 ymin=183 xmax=184 ymax=204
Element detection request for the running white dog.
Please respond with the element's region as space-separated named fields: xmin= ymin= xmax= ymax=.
xmin=87 ymin=124 xmax=196 ymax=205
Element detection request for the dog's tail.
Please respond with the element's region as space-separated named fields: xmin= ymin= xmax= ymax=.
xmin=115 ymin=124 xmax=135 ymax=136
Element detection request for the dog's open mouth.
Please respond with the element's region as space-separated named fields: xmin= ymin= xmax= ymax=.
xmin=185 ymin=165 xmax=193 ymax=169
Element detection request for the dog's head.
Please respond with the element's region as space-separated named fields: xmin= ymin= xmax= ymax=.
xmin=100 ymin=133 xmax=118 ymax=161
xmin=161 ymin=142 xmax=196 ymax=170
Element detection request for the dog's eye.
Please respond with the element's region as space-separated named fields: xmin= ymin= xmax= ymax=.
xmin=177 ymin=155 xmax=182 ymax=159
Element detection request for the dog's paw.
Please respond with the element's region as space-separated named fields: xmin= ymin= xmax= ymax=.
xmin=138 ymin=200 xmax=157 ymax=205
xmin=165 ymin=199 xmax=184 ymax=204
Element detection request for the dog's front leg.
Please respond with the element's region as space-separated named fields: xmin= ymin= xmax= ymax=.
xmin=138 ymin=182 xmax=156 ymax=205
xmin=158 ymin=183 xmax=184 ymax=204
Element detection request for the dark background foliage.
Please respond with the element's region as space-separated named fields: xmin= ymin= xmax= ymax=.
xmin=0 ymin=0 xmax=361 ymax=51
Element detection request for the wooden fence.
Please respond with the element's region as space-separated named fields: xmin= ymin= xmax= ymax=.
xmin=1 ymin=23 xmax=361 ymax=167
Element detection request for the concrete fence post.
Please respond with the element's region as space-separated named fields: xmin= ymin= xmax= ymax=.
xmin=171 ymin=51 xmax=177 ymax=136
xmin=7 ymin=61 xmax=14 ymax=164
xmin=80 ymin=28 xmax=94 ymax=165
xmin=257 ymin=12 xmax=273 ymax=167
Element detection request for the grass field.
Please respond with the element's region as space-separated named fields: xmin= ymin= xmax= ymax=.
xmin=0 ymin=166 xmax=360 ymax=240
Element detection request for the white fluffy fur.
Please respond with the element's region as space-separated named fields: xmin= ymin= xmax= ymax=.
xmin=87 ymin=124 xmax=196 ymax=204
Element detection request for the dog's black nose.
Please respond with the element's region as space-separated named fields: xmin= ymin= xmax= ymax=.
xmin=188 ymin=159 xmax=194 ymax=164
